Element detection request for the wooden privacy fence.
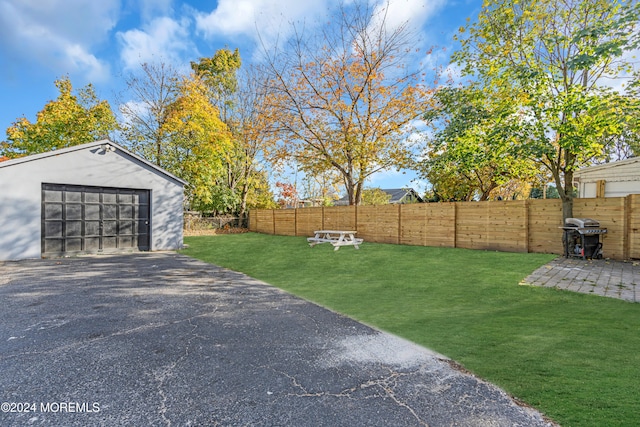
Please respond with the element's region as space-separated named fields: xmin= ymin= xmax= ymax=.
xmin=249 ymin=195 xmax=640 ymax=260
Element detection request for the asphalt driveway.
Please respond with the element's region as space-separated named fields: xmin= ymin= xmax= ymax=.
xmin=0 ymin=253 xmax=552 ymax=426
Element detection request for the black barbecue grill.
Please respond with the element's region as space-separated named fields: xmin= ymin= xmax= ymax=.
xmin=561 ymin=218 xmax=607 ymax=259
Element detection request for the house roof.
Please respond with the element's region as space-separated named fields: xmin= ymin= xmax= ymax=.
xmin=336 ymin=188 xmax=423 ymax=204
xmin=382 ymin=188 xmax=423 ymax=203
xmin=0 ymin=139 xmax=187 ymax=185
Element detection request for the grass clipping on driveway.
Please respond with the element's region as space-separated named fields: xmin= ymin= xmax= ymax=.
xmin=182 ymin=233 xmax=640 ymax=427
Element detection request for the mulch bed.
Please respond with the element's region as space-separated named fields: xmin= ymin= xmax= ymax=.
xmin=184 ymin=228 xmax=250 ymax=237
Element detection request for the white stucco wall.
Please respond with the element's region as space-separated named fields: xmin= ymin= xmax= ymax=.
xmin=0 ymin=142 xmax=185 ymax=260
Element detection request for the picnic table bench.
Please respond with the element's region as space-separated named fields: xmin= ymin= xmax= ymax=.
xmin=307 ymin=230 xmax=363 ymax=251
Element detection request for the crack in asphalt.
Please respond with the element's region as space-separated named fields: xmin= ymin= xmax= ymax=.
xmin=270 ymin=366 xmax=430 ymax=427
xmin=151 ymin=317 xmax=201 ymax=427
xmin=358 ymin=368 xmax=430 ymax=427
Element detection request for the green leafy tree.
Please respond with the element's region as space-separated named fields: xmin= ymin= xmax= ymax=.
xmin=2 ymin=76 xmax=117 ymax=158
xmin=361 ymin=188 xmax=392 ymax=205
xmin=160 ymin=75 xmax=232 ymax=211
xmin=191 ymin=48 xmax=242 ymax=122
xmin=245 ymin=170 xmax=277 ymax=210
xmin=453 ymin=0 xmax=640 ymax=219
xmin=530 ymin=185 xmax=560 ymax=199
xmin=419 ymin=85 xmax=539 ymax=201
xmin=599 ymin=90 xmax=640 ymax=161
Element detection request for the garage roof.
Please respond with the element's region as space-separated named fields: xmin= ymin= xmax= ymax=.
xmin=0 ymin=139 xmax=187 ymax=186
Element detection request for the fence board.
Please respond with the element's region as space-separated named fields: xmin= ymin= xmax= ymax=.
xmin=629 ymin=195 xmax=640 ymax=259
xmin=456 ymin=203 xmax=488 ymax=250
xmin=248 ymin=210 xmax=257 ymax=232
xmin=255 ymin=210 xmax=275 ymax=234
xmin=357 ymin=205 xmax=399 ymax=244
xmin=323 ymin=206 xmax=357 ymax=232
xmin=424 ymin=203 xmax=456 ymax=247
xmin=528 ymin=199 xmax=563 ymax=254
xmin=399 ymin=204 xmax=426 ymax=246
xmin=273 ymin=210 xmax=296 ymax=236
xmin=574 ymin=198 xmax=626 ymax=260
xmin=486 ymin=201 xmax=528 ymax=252
xmin=295 ymin=207 xmax=323 ymax=236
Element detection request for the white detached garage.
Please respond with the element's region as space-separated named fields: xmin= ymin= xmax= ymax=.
xmin=0 ymin=140 xmax=186 ymax=261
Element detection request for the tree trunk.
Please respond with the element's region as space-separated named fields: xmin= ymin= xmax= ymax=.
xmin=345 ymin=180 xmax=356 ymax=205
xmin=238 ymin=182 xmax=249 ymax=218
xmin=562 ymin=197 xmax=573 ymax=223
xmin=354 ymin=183 xmax=363 ymax=206
xmin=561 ymin=154 xmax=575 ymax=221
xmin=549 ymin=148 xmax=575 ymax=222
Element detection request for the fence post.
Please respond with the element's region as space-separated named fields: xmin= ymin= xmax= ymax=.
xmin=397 ymin=204 xmax=402 ymax=245
xmin=624 ymin=195 xmax=630 ymax=260
xmin=453 ymin=202 xmax=458 ymax=249
xmin=355 ymin=205 xmax=358 ymax=233
xmin=524 ymin=199 xmax=530 ymax=253
xmin=272 ymin=209 xmax=276 ymax=235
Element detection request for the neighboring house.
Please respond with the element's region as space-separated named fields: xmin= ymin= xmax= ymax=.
xmin=296 ymin=198 xmax=326 ymax=208
xmin=335 ymin=188 xmax=424 ymax=206
xmin=0 ymin=139 xmax=186 ymax=261
xmin=573 ymin=157 xmax=640 ymax=198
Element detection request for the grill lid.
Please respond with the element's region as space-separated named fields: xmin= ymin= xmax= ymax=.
xmin=565 ymin=218 xmax=600 ymax=228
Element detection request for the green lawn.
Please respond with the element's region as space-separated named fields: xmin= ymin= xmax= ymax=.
xmin=181 ymin=233 xmax=640 ymax=427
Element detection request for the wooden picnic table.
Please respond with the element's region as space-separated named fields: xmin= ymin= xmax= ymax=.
xmin=307 ymin=230 xmax=363 ymax=251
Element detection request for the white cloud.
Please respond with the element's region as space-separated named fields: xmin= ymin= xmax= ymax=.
xmin=64 ymin=44 xmax=111 ymax=82
xmin=373 ymin=0 xmax=447 ymax=34
xmin=194 ymin=0 xmax=331 ymax=51
xmin=195 ymin=0 xmax=260 ymax=36
xmin=117 ymin=16 xmax=195 ymax=71
xmin=0 ymin=0 xmax=118 ymax=81
xmin=137 ymin=0 xmax=173 ymax=22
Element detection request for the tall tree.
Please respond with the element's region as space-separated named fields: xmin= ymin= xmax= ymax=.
xmin=191 ymin=48 xmax=242 ymax=123
xmin=160 ymin=75 xmax=232 ymax=211
xmin=2 ymin=76 xmax=117 ymax=158
xmin=262 ymin=1 xmax=434 ymax=205
xmin=228 ymin=66 xmax=279 ymax=215
xmin=193 ymin=51 xmax=277 ymax=216
xmin=118 ymin=62 xmax=179 ymax=167
xmin=453 ymin=0 xmax=640 ymax=219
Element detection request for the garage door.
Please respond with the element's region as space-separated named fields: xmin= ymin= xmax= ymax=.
xmin=42 ymin=184 xmax=150 ymax=257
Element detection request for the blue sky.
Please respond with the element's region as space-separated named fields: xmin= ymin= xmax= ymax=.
xmin=0 ymin=0 xmax=482 ymax=193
